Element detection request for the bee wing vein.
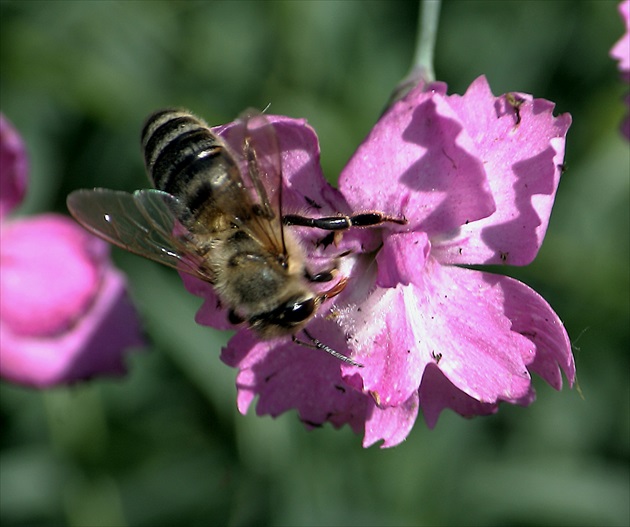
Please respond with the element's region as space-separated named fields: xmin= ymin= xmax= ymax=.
xmin=67 ymin=188 xmax=213 ymax=281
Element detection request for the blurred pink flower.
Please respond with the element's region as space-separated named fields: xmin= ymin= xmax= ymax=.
xmin=0 ymin=114 xmax=144 ymax=388
xmin=187 ymin=75 xmax=574 ymax=448
xmin=611 ymin=0 xmax=630 ymax=139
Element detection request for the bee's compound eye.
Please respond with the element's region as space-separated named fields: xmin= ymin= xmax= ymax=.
xmin=250 ymin=296 xmax=317 ymax=332
xmin=282 ymin=298 xmax=315 ymax=324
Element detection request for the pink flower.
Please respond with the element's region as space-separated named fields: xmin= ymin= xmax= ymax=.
xmin=0 ymin=115 xmax=144 ymax=388
xmin=611 ymin=0 xmax=630 ymax=139
xmin=187 ymin=75 xmax=575 ymax=447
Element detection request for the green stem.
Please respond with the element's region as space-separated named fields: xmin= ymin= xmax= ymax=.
xmin=412 ymin=0 xmax=441 ymax=83
xmin=386 ymin=0 xmax=442 ymax=108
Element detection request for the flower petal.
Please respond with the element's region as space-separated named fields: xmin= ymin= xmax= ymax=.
xmin=339 ymin=82 xmax=495 ymax=235
xmin=270 ymin=118 xmax=350 ymax=216
xmin=431 ymin=76 xmax=571 ymax=266
xmin=221 ymin=320 xmax=368 ymax=435
xmin=495 ymin=274 xmax=575 ymax=389
xmin=363 ymin=391 xmax=419 ymax=448
xmin=222 ymin=318 xmax=420 ymax=448
xmin=376 ymin=231 xmax=430 ymax=288
xmin=0 ymin=115 xmax=28 ymax=220
xmin=180 ymin=273 xmax=234 ymax=330
xmin=611 ymin=1 xmax=630 ymax=140
xmin=1 ymin=215 xmax=101 ymax=336
xmin=611 ymin=1 xmax=630 ymax=73
xmin=0 ymin=216 xmax=143 ymax=387
xmin=338 ymin=260 xmax=537 ymax=409
xmin=418 ymin=363 xmax=535 ymax=428
xmin=338 ymin=285 xmax=429 ymax=408
xmin=1 ymin=267 xmax=142 ymax=387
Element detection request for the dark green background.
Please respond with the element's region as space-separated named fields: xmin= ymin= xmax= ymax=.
xmin=1 ymin=1 xmax=628 ymax=526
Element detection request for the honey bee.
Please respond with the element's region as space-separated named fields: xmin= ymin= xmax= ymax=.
xmin=67 ymin=109 xmax=404 ymax=366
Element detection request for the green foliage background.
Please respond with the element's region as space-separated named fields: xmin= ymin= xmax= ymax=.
xmin=1 ymin=1 xmax=628 ymax=526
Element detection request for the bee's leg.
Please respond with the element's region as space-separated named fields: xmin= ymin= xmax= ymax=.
xmin=283 ymin=212 xmax=407 ymax=231
xmin=305 ymin=268 xmax=335 ymax=283
xmin=292 ymin=330 xmax=363 ymax=367
xmin=228 ymin=310 xmax=244 ymax=325
xmin=318 ymin=276 xmax=348 ymax=301
xmin=315 ymin=231 xmax=336 ymax=249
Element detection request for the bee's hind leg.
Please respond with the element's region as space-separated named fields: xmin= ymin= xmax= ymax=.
xmin=283 ymin=212 xmax=407 ymax=231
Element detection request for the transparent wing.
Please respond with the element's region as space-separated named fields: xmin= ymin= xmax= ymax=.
xmin=66 ymin=188 xmax=214 ymax=281
xmin=222 ymin=109 xmax=286 ymax=257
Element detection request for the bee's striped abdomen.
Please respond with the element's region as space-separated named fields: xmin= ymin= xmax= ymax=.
xmin=141 ymin=109 xmax=239 ymax=215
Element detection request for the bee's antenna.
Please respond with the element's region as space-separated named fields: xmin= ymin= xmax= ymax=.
xmin=294 ymin=329 xmax=364 ymax=368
